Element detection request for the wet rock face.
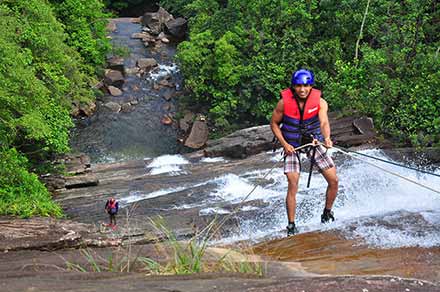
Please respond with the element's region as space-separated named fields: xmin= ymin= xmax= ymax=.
xmin=104 ymin=69 xmax=125 ymax=88
xmin=184 ymin=120 xmax=209 ymax=149
xmin=0 ymin=217 xmax=118 ymax=252
xmin=141 ymin=8 xmax=174 ymax=35
xmin=165 ymin=17 xmax=188 ymax=40
xmin=203 ymin=114 xmax=379 ymax=159
xmin=204 ymin=125 xmax=274 ymax=158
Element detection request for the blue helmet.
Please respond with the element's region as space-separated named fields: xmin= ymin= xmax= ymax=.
xmin=291 ymin=69 xmax=314 ymax=85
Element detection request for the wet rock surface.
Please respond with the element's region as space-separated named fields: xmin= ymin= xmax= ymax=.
xmin=203 ymin=114 xmax=379 ymax=159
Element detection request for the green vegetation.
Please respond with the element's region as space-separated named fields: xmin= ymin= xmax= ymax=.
xmin=161 ymin=0 xmax=440 ymax=146
xmin=0 ymin=148 xmax=63 ymax=217
xmin=0 ymin=0 xmax=109 ymax=217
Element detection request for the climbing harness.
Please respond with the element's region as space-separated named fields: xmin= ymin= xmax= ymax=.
xmin=202 ymin=142 xmax=317 ymax=240
xmin=200 ymin=142 xmax=440 ymax=241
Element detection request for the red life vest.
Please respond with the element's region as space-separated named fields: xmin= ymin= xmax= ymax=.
xmin=280 ymin=88 xmax=323 ymax=147
xmin=108 ymin=200 xmax=118 ymax=214
xmin=108 ymin=200 xmax=117 ymax=209
xmin=281 ymin=88 xmax=321 ymax=120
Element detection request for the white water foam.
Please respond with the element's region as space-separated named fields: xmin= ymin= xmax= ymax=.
xmin=147 ymin=63 xmax=179 ymax=82
xmin=199 ymin=207 xmax=230 ymax=216
xmin=214 ymin=149 xmax=440 ymax=247
xmin=147 ymin=154 xmax=189 ymax=175
xmin=208 ymin=173 xmax=280 ymax=203
xmin=201 ymin=157 xmax=227 ymax=163
xmin=119 ymin=187 xmax=187 ymax=205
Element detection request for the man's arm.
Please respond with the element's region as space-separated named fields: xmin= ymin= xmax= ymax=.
xmin=318 ymin=98 xmax=333 ymax=148
xmin=270 ymin=99 xmax=295 ymax=154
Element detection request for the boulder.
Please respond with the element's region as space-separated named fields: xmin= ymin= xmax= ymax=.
xmin=204 ymin=125 xmax=273 ymax=158
xmin=184 ymin=119 xmax=209 ymax=149
xmin=162 ymin=102 xmax=171 ymax=111
xmin=179 ymin=111 xmax=195 ymax=132
xmin=141 ymin=7 xmax=174 ymax=35
xmin=71 ymin=101 xmax=96 ymax=118
xmin=125 ymin=67 xmax=140 ymax=75
xmin=0 ymin=217 xmax=119 ymax=252
xmin=158 ymin=79 xmax=174 ymax=88
xmin=64 ymin=174 xmax=99 ymax=189
xmin=63 ymin=153 xmax=91 ymax=175
xmin=107 ymin=56 xmax=124 ymax=73
xmin=137 ymin=58 xmax=157 ymax=71
xmin=353 ymin=116 xmax=375 ymax=134
xmin=131 ymin=32 xmax=148 ymax=39
xmin=121 ymin=103 xmax=133 ymax=112
xmin=161 ymin=115 xmax=173 ymax=125
xmin=107 ymin=85 xmax=123 ymax=96
xmin=39 ymin=174 xmax=66 ymax=192
xmin=104 ymin=102 xmax=121 ymax=113
xmin=165 ymin=17 xmax=188 ymax=40
xmin=162 ymin=90 xmax=174 ymax=101
xmin=203 ymin=114 xmax=378 ymax=158
xmin=104 ymin=69 xmax=124 ymax=88
xmin=130 ymin=17 xmax=141 ymax=24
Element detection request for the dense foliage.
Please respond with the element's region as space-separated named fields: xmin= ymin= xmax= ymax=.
xmin=51 ymin=0 xmax=111 ymax=74
xmin=161 ymin=0 xmax=440 ymax=145
xmin=0 ymin=148 xmax=63 ymax=217
xmin=0 ymin=0 xmax=109 ymax=217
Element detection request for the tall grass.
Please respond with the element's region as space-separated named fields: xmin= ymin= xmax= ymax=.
xmin=64 ymin=211 xmax=263 ymax=276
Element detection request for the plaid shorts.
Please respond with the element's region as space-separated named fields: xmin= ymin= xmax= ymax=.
xmin=284 ymin=146 xmax=335 ymax=173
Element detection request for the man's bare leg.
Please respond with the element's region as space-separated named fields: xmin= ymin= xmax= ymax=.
xmin=285 ymin=172 xmax=300 ymax=223
xmin=321 ymin=166 xmax=338 ymax=222
xmin=321 ymin=166 xmax=338 ymax=209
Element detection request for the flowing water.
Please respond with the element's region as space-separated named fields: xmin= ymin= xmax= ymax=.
xmin=70 ymin=19 xmax=182 ymax=162
xmin=115 ymin=149 xmax=440 ymax=249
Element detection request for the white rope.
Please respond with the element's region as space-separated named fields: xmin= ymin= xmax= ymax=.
xmin=332 ymin=146 xmax=440 ymax=194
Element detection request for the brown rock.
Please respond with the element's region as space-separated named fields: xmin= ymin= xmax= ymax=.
xmin=79 ymin=101 xmax=96 ymax=117
xmin=64 ymin=174 xmax=99 ymax=189
xmin=162 ymin=90 xmax=174 ymax=101
xmin=104 ymin=69 xmax=124 ymax=88
xmin=125 ymin=67 xmax=140 ymax=75
xmin=179 ymin=111 xmax=195 ymax=132
xmin=184 ymin=120 xmax=209 ymax=149
xmin=107 ymin=85 xmax=123 ymax=96
xmin=141 ymin=7 xmax=174 ymax=35
xmin=165 ymin=17 xmax=188 ymax=40
xmin=107 ymin=56 xmax=124 ymax=73
xmin=131 ymin=32 xmax=148 ymax=39
xmin=161 ymin=115 xmax=173 ymax=125
xmin=353 ymin=116 xmax=375 ymax=134
xmin=39 ymin=174 xmax=66 ymax=192
xmin=158 ymin=79 xmax=174 ymax=88
xmin=137 ymin=58 xmax=158 ymax=71
xmin=63 ymin=153 xmax=91 ymax=175
xmin=162 ymin=103 xmax=171 ymax=111
xmin=120 ymin=103 xmax=132 ymax=112
xmin=130 ymin=17 xmax=141 ymax=23
xmin=104 ymin=102 xmax=121 ymax=113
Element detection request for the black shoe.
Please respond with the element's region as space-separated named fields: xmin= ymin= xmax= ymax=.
xmin=321 ymin=209 xmax=335 ymax=223
xmin=286 ymin=223 xmax=298 ymax=236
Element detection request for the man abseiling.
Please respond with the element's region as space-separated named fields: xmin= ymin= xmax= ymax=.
xmin=270 ymin=69 xmax=339 ymax=236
